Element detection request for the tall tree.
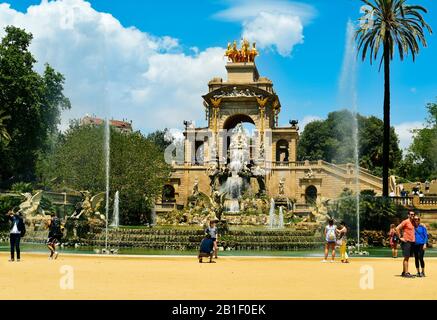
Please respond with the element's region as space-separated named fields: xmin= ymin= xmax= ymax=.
xmin=297 ymin=110 xmax=402 ymax=175
xmin=0 ymin=110 xmax=11 ymax=143
xmin=399 ymin=101 xmax=437 ymax=181
xmin=0 ymin=26 xmax=70 ymax=184
xmin=356 ymin=0 xmax=432 ymax=196
xmin=40 ymin=124 xmax=171 ymax=225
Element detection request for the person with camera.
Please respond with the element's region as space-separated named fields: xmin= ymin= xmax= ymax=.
xmin=7 ymin=209 xmax=26 ymax=262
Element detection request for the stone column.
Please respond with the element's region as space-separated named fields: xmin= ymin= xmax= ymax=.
xmin=290 ymin=137 xmax=297 ymax=162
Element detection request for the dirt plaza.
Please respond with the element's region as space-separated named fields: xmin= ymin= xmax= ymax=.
xmin=0 ymin=253 xmax=436 ymax=300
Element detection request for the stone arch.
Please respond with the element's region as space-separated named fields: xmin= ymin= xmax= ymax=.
xmin=276 ymin=139 xmax=289 ymax=163
xmin=194 ymin=141 xmax=205 ymax=165
xmin=223 ymin=114 xmax=256 ymax=164
xmin=222 ymin=113 xmax=256 ymax=130
xmin=162 ymin=185 xmax=176 ymax=203
xmin=305 ymin=185 xmax=317 ymax=205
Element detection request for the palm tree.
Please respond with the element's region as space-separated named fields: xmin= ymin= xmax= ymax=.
xmin=356 ymin=0 xmax=432 ymax=197
xmin=0 ymin=110 xmax=11 ymax=143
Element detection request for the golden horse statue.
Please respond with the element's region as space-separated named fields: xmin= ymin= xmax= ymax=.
xmin=225 ymin=40 xmax=259 ymax=63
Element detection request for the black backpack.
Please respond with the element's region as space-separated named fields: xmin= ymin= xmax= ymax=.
xmin=50 ymin=217 xmax=63 ymax=238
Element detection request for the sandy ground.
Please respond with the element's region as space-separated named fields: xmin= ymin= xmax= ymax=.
xmin=0 ymin=252 xmax=436 ymax=300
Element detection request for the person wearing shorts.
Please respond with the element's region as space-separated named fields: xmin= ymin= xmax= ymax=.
xmin=323 ymin=219 xmax=337 ymax=263
xmin=396 ymin=211 xmax=416 ymax=278
xmin=47 ymin=214 xmax=63 ymax=260
xmin=388 ymin=224 xmax=399 ymax=258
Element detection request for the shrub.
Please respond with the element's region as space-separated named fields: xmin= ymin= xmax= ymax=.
xmin=10 ymin=182 xmax=33 ymax=193
xmin=361 ymin=230 xmax=387 ymax=247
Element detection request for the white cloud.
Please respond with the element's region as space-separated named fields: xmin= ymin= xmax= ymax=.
xmin=300 ymin=115 xmax=323 ymax=129
xmin=215 ymin=0 xmax=316 ymax=57
xmin=0 ymin=0 xmax=227 ymax=132
xmin=394 ymin=121 xmax=425 ymax=151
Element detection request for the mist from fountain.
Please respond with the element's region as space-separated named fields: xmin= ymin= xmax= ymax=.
xmin=340 ymin=20 xmax=361 ymax=251
xmin=111 ymin=190 xmax=119 ymax=228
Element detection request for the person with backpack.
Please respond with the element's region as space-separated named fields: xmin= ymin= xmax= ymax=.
xmin=8 ymin=210 xmax=26 ymax=262
xmin=47 ymin=213 xmax=64 ymax=260
xmin=323 ymin=219 xmax=337 ymax=263
xmin=389 ymin=224 xmax=399 ymax=258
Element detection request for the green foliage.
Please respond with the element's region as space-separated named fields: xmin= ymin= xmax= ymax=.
xmin=39 ymin=124 xmax=171 ymax=225
xmin=0 ymin=110 xmax=11 ymax=144
xmin=10 ymin=182 xmax=33 ymax=193
xmin=0 ymin=26 xmax=70 ymax=185
xmin=298 ymin=110 xmax=402 ymax=174
xmin=146 ymin=129 xmax=172 ymax=152
xmin=399 ymin=102 xmax=437 ymax=181
xmin=333 ymin=188 xmax=405 ymax=238
xmin=360 ymin=230 xmax=386 ymax=247
xmin=356 ymin=0 xmax=432 ymax=65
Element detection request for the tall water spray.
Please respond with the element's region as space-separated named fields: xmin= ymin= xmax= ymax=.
xmin=104 ymin=119 xmax=110 ymax=250
xmin=111 ymin=190 xmax=119 ymax=228
xmin=339 ymin=20 xmax=361 ymax=251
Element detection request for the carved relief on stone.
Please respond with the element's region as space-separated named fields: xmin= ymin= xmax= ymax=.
xmin=305 ymin=168 xmax=315 ymax=179
xmin=213 ymin=87 xmax=264 ymax=99
xmin=192 ymin=178 xmax=199 ymax=197
xmin=279 ymin=178 xmax=285 ymax=195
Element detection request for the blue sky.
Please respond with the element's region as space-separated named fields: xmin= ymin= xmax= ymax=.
xmin=2 ymin=0 xmax=437 ymax=149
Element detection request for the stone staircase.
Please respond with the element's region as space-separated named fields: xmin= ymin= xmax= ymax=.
xmin=321 ymin=161 xmax=382 ymax=191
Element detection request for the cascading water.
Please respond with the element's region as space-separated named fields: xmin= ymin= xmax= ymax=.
xmin=223 ymin=124 xmax=249 ymax=213
xmin=268 ymin=199 xmax=284 ymax=229
xmin=269 ymin=198 xmax=276 ymax=229
xmin=278 ymin=206 xmax=284 ymax=229
xmin=111 ymin=190 xmax=119 ymax=228
xmin=340 ymin=20 xmax=361 ymax=251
